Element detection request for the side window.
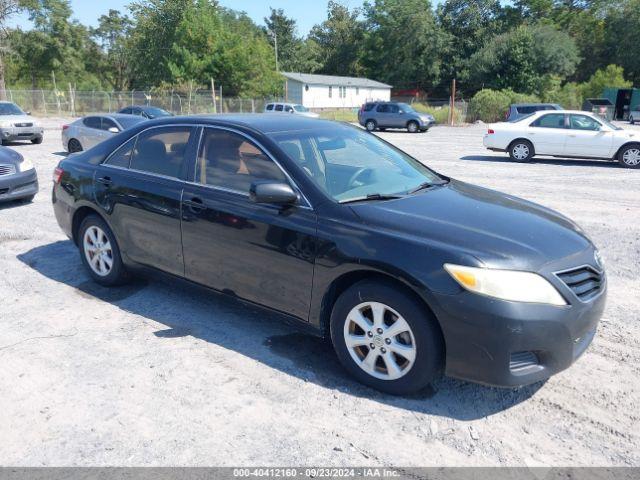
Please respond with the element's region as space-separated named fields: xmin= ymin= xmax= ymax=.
xmin=363 ymin=103 xmax=375 ymax=112
xmin=329 ymin=86 xmax=332 ymax=98
xmin=284 ymin=105 xmax=294 ymax=112
xmin=105 ymin=136 xmax=136 ymax=168
xmin=531 ymin=114 xmax=566 ymax=129
xmin=266 ymin=104 xmax=274 ymax=111
xmin=196 ymin=128 xmax=287 ymax=193
xmin=129 ymin=127 xmax=193 ymax=178
xmin=275 ymin=104 xmax=284 ymax=112
xmin=376 ymin=104 xmax=389 ymax=113
xmin=120 ymin=108 xmax=131 ymax=115
xmin=388 ymin=104 xmax=399 ymax=113
xmin=570 ymin=115 xmax=601 ymax=131
xmin=83 ymin=117 xmax=101 ymax=129
xmin=517 ymin=106 xmax=534 ymax=114
xmin=101 ymin=118 xmax=119 ymax=132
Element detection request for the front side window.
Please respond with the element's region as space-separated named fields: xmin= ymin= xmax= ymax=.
xmin=196 ymin=128 xmax=286 ymax=193
xmin=129 ymin=127 xmax=193 ymax=178
xmin=388 ymin=104 xmax=400 ymax=114
xmin=285 ymin=105 xmax=294 ymax=112
xmin=270 ymin=124 xmax=443 ymax=202
xmin=101 ymin=118 xmax=119 ymax=132
xmin=570 ymin=114 xmax=602 ymax=131
xmin=531 ymin=114 xmax=566 ymax=129
xmin=376 ymin=104 xmax=389 ymax=113
xmin=83 ymin=117 xmax=102 ymax=129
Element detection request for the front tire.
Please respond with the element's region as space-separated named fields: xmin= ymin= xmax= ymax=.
xmin=618 ymin=144 xmax=640 ymax=168
xmin=407 ymin=121 xmax=419 ymax=133
xmin=78 ymin=214 xmax=129 ymax=286
xmin=330 ymin=280 xmax=444 ymax=395
xmin=31 ymin=136 xmax=43 ymax=145
xmin=509 ymin=139 xmax=534 ymax=162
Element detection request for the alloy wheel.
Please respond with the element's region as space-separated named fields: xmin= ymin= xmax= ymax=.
xmin=512 ymin=143 xmax=530 ymax=160
xmin=622 ymin=148 xmax=640 ymax=166
xmin=366 ymin=121 xmax=376 ymax=131
xmin=407 ymin=122 xmax=418 ymax=133
xmin=343 ymin=301 xmax=417 ymax=381
xmin=83 ymin=225 xmax=114 ymax=277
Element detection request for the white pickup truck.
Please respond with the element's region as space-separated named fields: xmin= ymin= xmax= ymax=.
xmin=630 ymin=109 xmax=640 ymax=125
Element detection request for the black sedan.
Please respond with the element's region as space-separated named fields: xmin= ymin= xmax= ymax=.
xmin=0 ymin=146 xmax=38 ymax=202
xmin=51 ymin=115 xmax=606 ymax=394
xmin=117 ymin=105 xmax=173 ymax=120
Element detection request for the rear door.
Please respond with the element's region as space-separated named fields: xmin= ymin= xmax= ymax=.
xmin=528 ymin=113 xmax=568 ymax=155
xmin=564 ymin=114 xmax=613 ymax=158
xmin=80 ymin=116 xmax=107 ymax=149
xmin=94 ymin=125 xmax=197 ymax=276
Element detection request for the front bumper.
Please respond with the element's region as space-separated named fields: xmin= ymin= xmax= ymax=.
xmin=0 ymin=168 xmax=39 ymax=201
xmin=429 ymin=257 xmax=606 ymax=387
xmin=0 ymin=126 xmax=44 ymax=142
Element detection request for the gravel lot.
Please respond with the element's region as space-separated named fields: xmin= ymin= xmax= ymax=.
xmin=1 ymin=118 xmax=639 ymax=467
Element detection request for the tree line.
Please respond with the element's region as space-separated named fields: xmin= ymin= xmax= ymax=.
xmin=0 ymin=0 xmax=638 ymax=100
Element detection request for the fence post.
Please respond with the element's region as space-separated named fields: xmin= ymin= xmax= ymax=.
xmin=251 ymin=98 xmax=255 ymax=113
xmin=41 ymin=90 xmax=47 ymax=115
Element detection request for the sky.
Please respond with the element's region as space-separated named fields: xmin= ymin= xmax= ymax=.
xmin=11 ymin=0 xmax=369 ymax=36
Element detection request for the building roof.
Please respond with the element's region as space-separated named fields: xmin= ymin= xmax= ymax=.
xmin=281 ymin=72 xmax=392 ymax=89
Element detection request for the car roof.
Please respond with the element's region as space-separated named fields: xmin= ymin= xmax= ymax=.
xmin=512 ymin=103 xmax=560 ymax=107
xmin=530 ymin=109 xmax=595 ymax=115
xmin=83 ymin=113 xmax=144 ymax=119
xmin=123 ymin=105 xmax=165 ymax=110
xmin=139 ymin=113 xmax=338 ymax=133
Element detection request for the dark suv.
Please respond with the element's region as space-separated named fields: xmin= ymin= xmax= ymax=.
xmin=358 ymin=102 xmax=434 ymax=133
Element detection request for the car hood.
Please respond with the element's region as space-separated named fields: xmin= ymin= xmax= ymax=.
xmin=0 ymin=114 xmax=37 ymax=125
xmin=613 ymin=129 xmax=639 ymax=139
xmin=0 ymin=146 xmax=23 ymax=165
xmin=349 ymin=179 xmax=592 ymax=270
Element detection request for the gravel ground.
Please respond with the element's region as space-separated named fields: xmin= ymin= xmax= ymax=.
xmin=0 ymin=118 xmax=639 ymax=467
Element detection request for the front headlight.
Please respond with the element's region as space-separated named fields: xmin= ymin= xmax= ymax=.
xmin=0 ymin=121 xmax=13 ymax=128
xmin=444 ymin=263 xmax=567 ymax=306
xmin=18 ymin=159 xmax=34 ymax=172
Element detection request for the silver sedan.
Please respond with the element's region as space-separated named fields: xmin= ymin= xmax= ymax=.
xmin=62 ymin=114 xmax=147 ymax=153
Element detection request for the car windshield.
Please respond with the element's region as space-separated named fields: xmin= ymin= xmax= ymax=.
xmin=0 ymin=103 xmax=25 ymax=115
xmin=293 ymin=104 xmax=309 ymax=112
xmin=144 ymin=107 xmax=172 ymax=118
xmin=398 ymin=103 xmax=415 ymax=113
xmin=599 ymin=117 xmax=623 ymax=131
xmin=270 ymin=123 xmax=443 ymax=203
xmin=117 ymin=116 xmax=147 ymax=129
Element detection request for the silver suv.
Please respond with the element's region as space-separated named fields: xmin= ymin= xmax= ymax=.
xmin=358 ymin=102 xmax=434 ymax=133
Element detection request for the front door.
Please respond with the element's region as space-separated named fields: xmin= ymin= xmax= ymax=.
xmin=181 ymin=127 xmax=317 ymax=320
xmin=528 ymin=113 xmax=568 ymax=155
xmin=94 ymin=125 xmax=197 ymax=277
xmin=564 ymin=114 xmax=614 ymax=158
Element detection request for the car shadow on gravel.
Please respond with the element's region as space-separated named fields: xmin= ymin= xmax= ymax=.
xmin=18 ymin=240 xmax=544 ymax=421
xmin=460 ymin=155 xmax=622 ymax=168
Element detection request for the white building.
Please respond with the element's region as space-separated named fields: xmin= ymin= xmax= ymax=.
xmin=282 ymin=72 xmax=392 ymax=109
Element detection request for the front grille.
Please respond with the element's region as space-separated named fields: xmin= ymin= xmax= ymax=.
xmin=0 ymin=164 xmax=16 ymax=176
xmin=510 ymin=351 xmax=540 ymax=373
xmin=15 ymin=123 xmax=33 ymax=128
xmin=556 ymin=266 xmax=603 ymax=301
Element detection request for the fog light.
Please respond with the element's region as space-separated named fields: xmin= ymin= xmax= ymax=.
xmin=509 ymin=351 xmax=540 ymax=374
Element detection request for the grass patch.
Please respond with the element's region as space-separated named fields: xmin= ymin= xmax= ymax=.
xmin=318 ymin=109 xmax=358 ymax=122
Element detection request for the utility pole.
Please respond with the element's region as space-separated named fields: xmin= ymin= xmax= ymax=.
xmin=269 ymin=28 xmax=279 ymax=72
xmin=449 ymin=78 xmax=457 ymax=126
xmin=211 ymin=78 xmax=216 ymax=114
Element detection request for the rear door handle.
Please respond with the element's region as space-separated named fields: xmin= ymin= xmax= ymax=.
xmin=184 ymin=197 xmax=205 ymax=212
xmin=97 ymin=176 xmax=112 ymax=186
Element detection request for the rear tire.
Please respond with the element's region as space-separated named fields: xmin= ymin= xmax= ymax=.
xmin=407 ymin=121 xmax=419 ymax=133
xmin=630 ymin=116 xmax=635 ymax=125
xmin=509 ymin=139 xmax=534 ymax=162
xmin=78 ymin=214 xmax=130 ymax=286
xmin=31 ymin=137 xmax=43 ymax=145
xmin=330 ymin=280 xmax=444 ymax=395
xmin=68 ymin=138 xmax=83 ymax=153
xmin=618 ymin=144 xmax=640 ymax=169
xmin=365 ymin=120 xmax=377 ymax=132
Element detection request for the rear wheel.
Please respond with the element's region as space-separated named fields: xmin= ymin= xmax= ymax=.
xmin=630 ymin=116 xmax=635 ymax=125
xmin=330 ymin=280 xmax=443 ymax=395
xmin=78 ymin=215 xmax=129 ymax=286
xmin=68 ymin=138 xmax=83 ymax=153
xmin=618 ymin=144 xmax=640 ymax=168
xmin=365 ymin=120 xmax=377 ymax=132
xmin=407 ymin=121 xmax=419 ymax=133
xmin=509 ymin=139 xmax=534 ymax=162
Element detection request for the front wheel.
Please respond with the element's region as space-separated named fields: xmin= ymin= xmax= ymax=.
xmin=509 ymin=139 xmax=534 ymax=162
xmin=330 ymin=280 xmax=444 ymax=395
xmin=31 ymin=136 xmax=43 ymax=145
xmin=407 ymin=121 xmax=419 ymax=133
xmin=618 ymin=144 xmax=640 ymax=168
xmin=78 ymin=215 xmax=130 ymax=286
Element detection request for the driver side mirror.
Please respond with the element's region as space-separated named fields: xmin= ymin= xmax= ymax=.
xmin=26 ymin=111 xmax=32 ymax=115
xmin=108 ymin=127 xmax=120 ymax=134
xmin=250 ymin=182 xmax=298 ymax=205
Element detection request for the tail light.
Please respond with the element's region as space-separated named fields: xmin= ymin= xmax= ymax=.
xmin=487 ymin=129 xmax=495 ymax=134
xmin=53 ymin=166 xmax=64 ymax=184
xmin=62 ymin=125 xmax=69 ymax=130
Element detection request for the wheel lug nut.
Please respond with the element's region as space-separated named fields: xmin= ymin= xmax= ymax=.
xmin=381 ymin=348 xmax=386 ymax=353
xmin=370 ymin=344 xmax=375 ymax=349
xmin=385 ymin=338 xmax=391 ymax=345
xmin=377 ymin=328 xmax=383 ymax=334
xmin=367 ymin=331 xmax=373 ymax=337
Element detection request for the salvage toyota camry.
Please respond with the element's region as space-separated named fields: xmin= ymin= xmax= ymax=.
xmin=52 ymin=115 xmax=606 ymax=394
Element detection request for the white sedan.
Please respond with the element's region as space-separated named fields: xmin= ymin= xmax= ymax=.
xmin=483 ymin=110 xmax=640 ymax=168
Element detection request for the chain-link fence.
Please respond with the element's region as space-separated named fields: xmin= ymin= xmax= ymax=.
xmin=2 ymin=89 xmax=285 ymax=117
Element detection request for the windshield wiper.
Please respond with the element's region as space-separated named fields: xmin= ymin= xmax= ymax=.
xmin=339 ymin=193 xmax=404 ymax=204
xmin=408 ymin=180 xmax=448 ymax=194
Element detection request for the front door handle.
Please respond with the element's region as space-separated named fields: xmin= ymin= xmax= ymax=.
xmin=97 ymin=176 xmax=112 ymax=186
xmin=184 ymin=197 xmax=205 ymax=213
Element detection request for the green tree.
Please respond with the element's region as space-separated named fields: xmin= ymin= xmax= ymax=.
xmin=0 ymin=0 xmax=23 ymax=98
xmin=468 ymin=24 xmax=579 ymax=94
xmin=602 ymin=0 xmax=640 ymax=85
xmin=580 ymin=64 xmax=632 ymax=100
xmin=263 ymin=8 xmax=321 ymax=73
xmin=308 ymin=1 xmax=365 ymax=76
xmin=92 ymin=9 xmax=132 ymax=90
xmin=362 ymin=0 xmax=444 ymax=90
